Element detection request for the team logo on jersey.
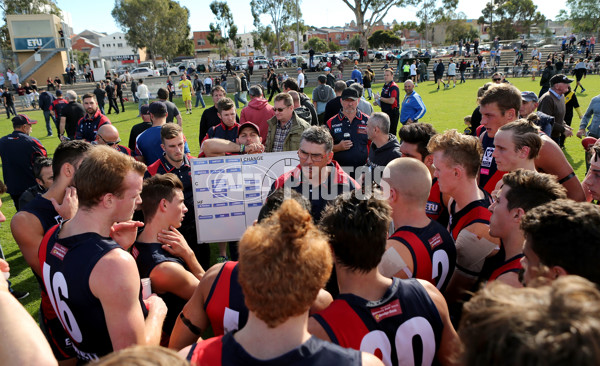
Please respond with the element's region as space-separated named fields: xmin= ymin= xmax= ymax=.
xmin=428 ymin=233 xmax=443 ymax=249
xmin=481 ymin=147 xmax=494 ymax=168
xmin=371 ymin=299 xmax=402 ymax=322
xmin=357 ymin=125 xmax=367 ymax=134
xmin=334 ymin=127 xmax=342 ymax=134
xmin=50 ymin=243 xmax=68 ymax=260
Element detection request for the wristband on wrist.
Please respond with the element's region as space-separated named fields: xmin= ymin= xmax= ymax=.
xmin=240 ymin=144 xmax=245 ymax=153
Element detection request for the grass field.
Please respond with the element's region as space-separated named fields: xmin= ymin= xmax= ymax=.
xmin=2 ymin=75 xmax=598 ymax=318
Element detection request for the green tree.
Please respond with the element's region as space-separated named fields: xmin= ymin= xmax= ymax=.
xmin=112 ymin=0 xmax=191 ymax=66
xmin=558 ymin=0 xmax=600 ymax=38
xmin=348 ymin=34 xmax=361 ymax=51
xmin=341 ymin=0 xmax=416 ymax=52
xmin=328 ymin=41 xmax=341 ymax=52
xmin=251 ymin=0 xmax=301 ymax=55
xmin=207 ymin=0 xmax=241 ymax=56
xmin=304 ymin=37 xmax=328 ymax=53
xmin=445 ymin=19 xmax=479 ymax=43
xmin=415 ymin=0 xmax=458 ymax=46
xmin=0 ymin=0 xmax=61 ymax=50
xmin=251 ymin=24 xmax=277 ymax=56
xmin=74 ymin=50 xmax=89 ymax=67
xmin=481 ymin=0 xmax=545 ymax=40
xmin=368 ymin=30 xmax=402 ymax=48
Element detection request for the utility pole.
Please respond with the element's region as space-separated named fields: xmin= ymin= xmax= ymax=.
xmin=296 ymin=0 xmax=300 ymax=54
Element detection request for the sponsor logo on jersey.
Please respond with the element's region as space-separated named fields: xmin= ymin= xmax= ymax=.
xmin=50 ymin=243 xmax=68 ymax=260
xmin=428 ymin=233 xmax=443 ymax=249
xmin=371 ymin=299 xmax=402 ymax=322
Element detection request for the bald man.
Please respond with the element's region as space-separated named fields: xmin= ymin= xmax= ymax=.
xmin=379 ymin=158 xmax=456 ymax=293
xmin=95 ymin=124 xmax=132 ymax=156
xmin=400 ymin=80 xmax=426 ymax=125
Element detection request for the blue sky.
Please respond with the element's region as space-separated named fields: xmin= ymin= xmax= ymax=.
xmin=54 ymin=0 xmax=564 ymax=35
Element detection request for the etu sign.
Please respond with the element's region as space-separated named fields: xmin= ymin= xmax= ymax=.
xmin=13 ymin=37 xmax=55 ymax=51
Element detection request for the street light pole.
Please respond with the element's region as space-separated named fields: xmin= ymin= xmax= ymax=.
xmin=296 ymin=0 xmax=300 ymax=54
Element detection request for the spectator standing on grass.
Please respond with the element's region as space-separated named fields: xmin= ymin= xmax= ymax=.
xmin=193 ymin=74 xmax=205 ymax=109
xmin=240 ymin=85 xmax=274 ymax=143
xmin=137 ymin=79 xmax=149 ymax=117
xmin=59 ymin=90 xmax=86 ymax=141
xmin=93 ymin=83 xmax=107 ymax=115
xmin=1 ymin=87 xmax=17 ymax=119
xmin=38 ymin=88 xmax=55 ymax=136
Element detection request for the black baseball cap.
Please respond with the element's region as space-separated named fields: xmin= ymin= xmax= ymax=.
xmin=341 ymin=88 xmax=359 ymax=100
xmin=140 ymin=104 xmax=150 ymax=115
xmin=56 ymin=89 xmax=62 ymax=96
xmin=238 ymin=122 xmax=260 ymax=136
xmin=550 ymin=74 xmax=573 ymax=86
xmin=148 ymin=101 xmax=167 ymax=115
xmin=12 ymin=114 xmax=37 ymax=126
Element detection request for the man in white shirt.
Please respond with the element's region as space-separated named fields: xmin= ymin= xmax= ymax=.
xmin=410 ymin=60 xmax=417 ymax=85
xmin=204 ymin=76 xmax=213 ymax=95
xmin=136 ymin=79 xmax=149 ymax=117
xmin=297 ymin=67 xmax=305 ymax=93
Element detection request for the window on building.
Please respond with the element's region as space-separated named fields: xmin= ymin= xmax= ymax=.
xmin=303 ymin=34 xmax=307 ymax=42
xmin=197 ymin=39 xmax=206 ymax=46
xmin=118 ymin=43 xmax=123 ymax=47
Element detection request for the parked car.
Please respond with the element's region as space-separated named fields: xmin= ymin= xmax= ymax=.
xmin=399 ymin=49 xmax=420 ymax=59
xmin=253 ymin=60 xmax=270 ymax=71
xmin=131 ymin=67 xmax=160 ymax=77
xmin=214 ymin=60 xmax=227 ymax=72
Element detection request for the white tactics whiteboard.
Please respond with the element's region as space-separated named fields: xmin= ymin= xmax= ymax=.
xmin=191 ymin=152 xmax=299 ymax=243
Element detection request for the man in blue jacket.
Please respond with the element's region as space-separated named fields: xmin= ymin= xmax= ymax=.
xmin=400 ymin=80 xmax=426 ymax=125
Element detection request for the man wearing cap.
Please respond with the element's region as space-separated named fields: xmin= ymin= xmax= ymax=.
xmin=240 ymin=85 xmax=274 ymax=143
xmin=75 ymin=93 xmax=111 ymax=142
xmin=325 ymin=67 xmax=335 ymax=88
xmin=313 ymin=75 xmax=335 ymax=125
xmin=95 ymin=124 xmax=132 ymax=156
xmin=265 ymin=93 xmax=310 ymax=152
xmin=135 ymin=101 xmax=190 ymax=164
xmin=400 ymin=80 xmax=426 ymax=125
xmin=200 ymin=122 xmax=264 ymax=156
xmin=0 ymin=114 xmax=47 ymax=209
xmin=519 ymin=91 xmax=554 ymax=136
xmin=129 ymin=104 xmax=153 ymax=151
xmin=297 ymin=67 xmax=305 ymax=93
xmin=38 ymin=88 xmax=55 ymax=136
xmin=539 ymin=74 xmax=573 ymax=144
xmin=326 ymin=87 xmax=370 ymax=175
xmin=59 ymin=90 xmax=85 ymax=141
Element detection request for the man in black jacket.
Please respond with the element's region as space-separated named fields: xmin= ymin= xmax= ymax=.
xmin=282 ymin=78 xmax=318 ymax=125
xmin=38 ymin=89 xmax=55 ymax=136
xmin=539 ymin=60 xmax=555 ymax=98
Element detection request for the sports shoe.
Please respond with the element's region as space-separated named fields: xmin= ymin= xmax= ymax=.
xmin=12 ymin=290 xmax=29 ymax=300
xmin=581 ymin=88 xmax=586 ymax=93
xmin=216 ymin=256 xmax=229 ymax=263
